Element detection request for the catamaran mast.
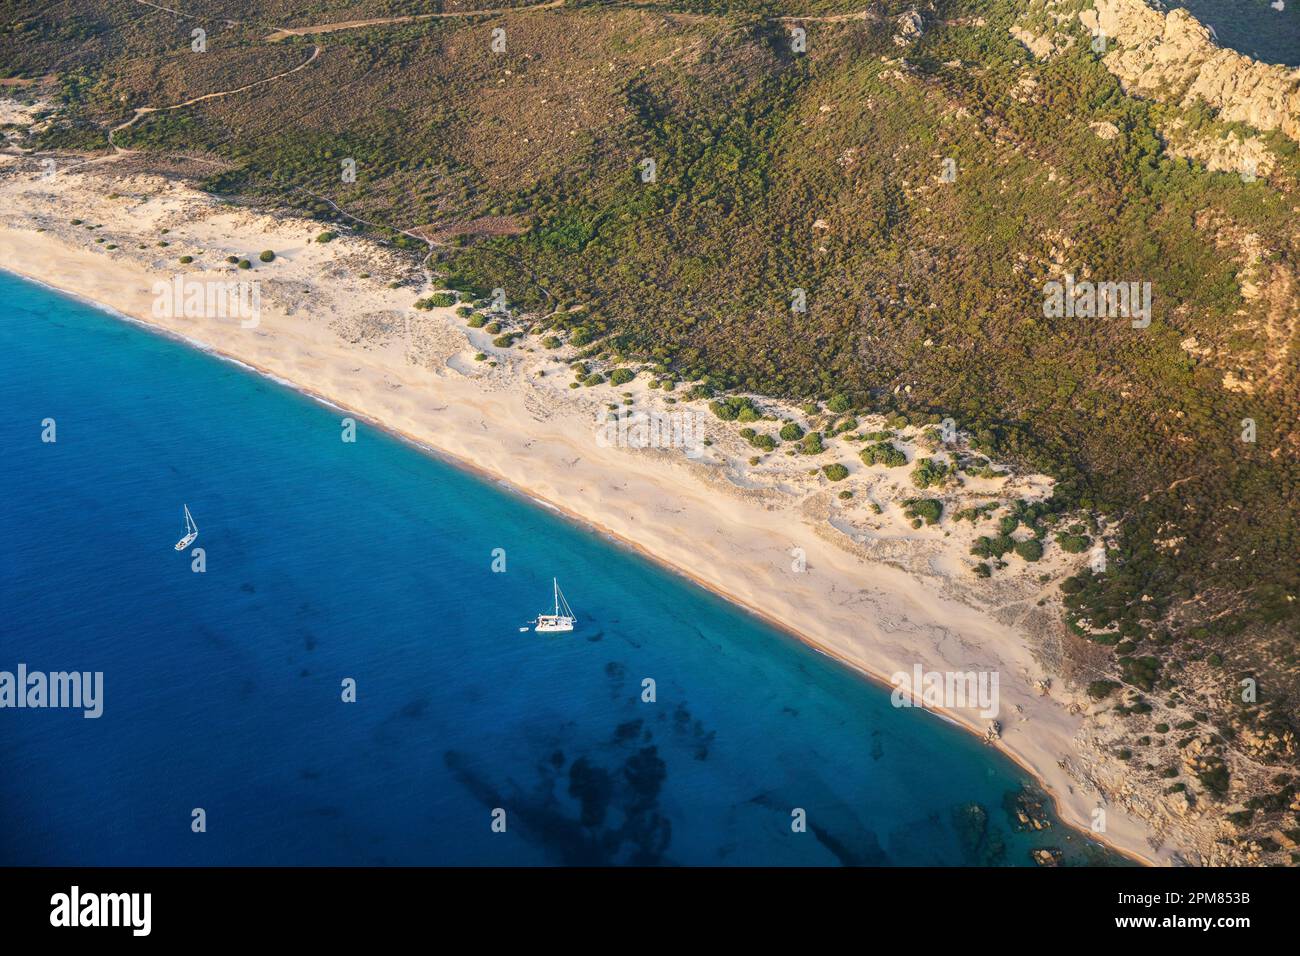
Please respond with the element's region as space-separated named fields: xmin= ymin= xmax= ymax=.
xmin=553 ymin=577 xmax=560 ymax=616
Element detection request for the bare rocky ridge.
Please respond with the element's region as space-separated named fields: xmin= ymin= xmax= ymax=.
xmin=1081 ymin=0 xmax=1300 ymax=142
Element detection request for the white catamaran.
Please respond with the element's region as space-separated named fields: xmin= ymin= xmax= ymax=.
xmin=533 ymin=578 xmax=576 ymax=633
xmin=174 ymin=503 xmax=198 ymax=551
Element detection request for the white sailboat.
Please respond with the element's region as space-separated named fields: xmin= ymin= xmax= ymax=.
xmin=174 ymin=503 xmax=198 ymax=551
xmin=533 ymin=578 xmax=576 ymax=633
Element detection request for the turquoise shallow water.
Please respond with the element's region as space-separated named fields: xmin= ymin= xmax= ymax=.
xmin=0 ymin=271 xmax=1120 ymax=865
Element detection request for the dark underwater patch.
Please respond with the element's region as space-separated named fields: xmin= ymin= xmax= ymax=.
xmin=398 ymin=697 xmax=429 ymax=719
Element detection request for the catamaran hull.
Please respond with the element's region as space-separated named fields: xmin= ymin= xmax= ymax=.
xmin=533 ymin=579 xmax=576 ymax=632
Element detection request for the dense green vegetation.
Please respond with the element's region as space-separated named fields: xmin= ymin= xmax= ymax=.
xmin=860 ymin=441 xmax=907 ymax=467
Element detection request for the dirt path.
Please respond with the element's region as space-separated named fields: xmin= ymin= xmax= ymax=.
xmin=129 ymin=0 xmax=239 ymax=27
xmin=107 ymin=45 xmax=320 ymax=148
xmin=775 ymin=9 xmax=882 ymax=24
xmin=264 ymin=0 xmax=566 ymax=42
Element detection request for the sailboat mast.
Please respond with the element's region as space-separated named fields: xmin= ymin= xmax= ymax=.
xmin=553 ymin=577 xmax=559 ymax=616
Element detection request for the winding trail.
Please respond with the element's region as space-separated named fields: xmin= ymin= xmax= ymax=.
xmin=88 ymin=0 xmax=886 ymax=295
xmin=107 ymin=45 xmax=321 ymax=149
xmin=775 ymin=9 xmax=882 ymax=24
xmin=263 ymin=1 xmax=881 ymax=42
xmin=264 ymin=0 xmax=566 ymax=42
xmin=128 ymin=0 xmax=239 ymax=28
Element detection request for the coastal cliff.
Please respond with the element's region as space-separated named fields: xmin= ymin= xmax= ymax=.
xmin=1082 ymin=0 xmax=1300 ymax=142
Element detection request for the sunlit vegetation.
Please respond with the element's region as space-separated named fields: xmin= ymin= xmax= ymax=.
xmin=860 ymin=441 xmax=907 ymax=468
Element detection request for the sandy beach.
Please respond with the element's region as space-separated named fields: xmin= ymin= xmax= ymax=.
xmin=0 ymin=150 xmax=1203 ymax=865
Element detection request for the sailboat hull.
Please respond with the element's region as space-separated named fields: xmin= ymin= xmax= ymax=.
xmin=532 ymin=579 xmax=576 ymax=632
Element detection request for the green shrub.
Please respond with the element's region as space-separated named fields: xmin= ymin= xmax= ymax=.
xmin=904 ymin=498 xmax=943 ymax=525
xmin=316 ymin=231 xmax=337 ymax=243
xmin=954 ymin=503 xmax=998 ymax=523
xmin=1194 ymin=758 xmax=1230 ymax=794
xmin=799 ymin=432 xmax=825 ymax=455
xmin=971 ymin=535 xmax=1015 ymax=559
xmin=1087 ymin=680 xmax=1120 ymax=700
xmin=259 ymin=250 xmax=275 ymax=262
xmin=608 ymin=368 xmax=635 ymax=387
xmin=178 ymin=255 xmax=193 ymax=264
xmin=1119 ymin=656 xmax=1161 ymax=691
xmin=1057 ymin=534 xmax=1091 ymax=554
xmin=237 ymin=259 xmax=252 ymax=270
xmin=857 ymin=442 xmax=909 ymax=468
xmin=709 ymin=396 xmax=759 ymax=421
xmin=910 ymin=457 xmax=950 ymax=489
xmin=779 ymin=422 xmax=804 ymax=441
xmin=826 ymin=393 xmax=852 ymax=413
xmin=822 ymin=463 xmax=849 ymax=481
xmin=467 ymin=314 xmax=487 ymax=328
xmin=1014 ymin=539 xmax=1044 ymax=562
xmin=860 ymin=442 xmax=907 ymax=467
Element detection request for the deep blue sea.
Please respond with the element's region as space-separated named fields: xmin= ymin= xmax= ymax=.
xmin=0 ymin=271 xmax=1119 ymax=866
xmin=1165 ymin=0 xmax=1300 ymax=66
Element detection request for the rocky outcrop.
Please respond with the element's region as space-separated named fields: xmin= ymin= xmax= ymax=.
xmin=1080 ymin=0 xmax=1300 ymax=142
xmin=894 ymin=10 xmax=926 ymax=47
